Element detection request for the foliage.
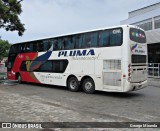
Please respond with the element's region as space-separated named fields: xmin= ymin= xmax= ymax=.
xmin=0 ymin=39 xmax=11 ymax=60
xmin=0 ymin=0 xmax=25 ymax=36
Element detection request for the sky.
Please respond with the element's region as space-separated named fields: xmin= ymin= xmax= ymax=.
xmin=0 ymin=0 xmax=160 ymax=44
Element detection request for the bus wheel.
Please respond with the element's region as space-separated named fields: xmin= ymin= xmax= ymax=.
xmin=17 ymin=74 xmax=22 ymax=84
xmin=83 ymin=78 xmax=95 ymax=94
xmin=68 ymin=77 xmax=79 ymax=92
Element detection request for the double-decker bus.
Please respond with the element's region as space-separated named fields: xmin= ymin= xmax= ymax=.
xmin=7 ymin=25 xmax=148 ymax=93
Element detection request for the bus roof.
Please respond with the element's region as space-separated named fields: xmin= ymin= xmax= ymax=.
xmin=14 ymin=25 xmax=138 ymax=45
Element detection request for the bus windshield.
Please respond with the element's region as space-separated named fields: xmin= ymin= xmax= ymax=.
xmin=130 ymin=28 xmax=146 ymax=43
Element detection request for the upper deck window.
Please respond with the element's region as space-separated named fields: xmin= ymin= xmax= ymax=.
xmin=9 ymin=27 xmax=123 ymax=55
xmin=99 ymin=28 xmax=123 ymax=47
xmin=110 ymin=29 xmax=122 ymax=46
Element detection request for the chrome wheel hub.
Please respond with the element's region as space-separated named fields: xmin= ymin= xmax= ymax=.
xmin=70 ymin=80 xmax=77 ymax=89
xmin=85 ymin=82 xmax=92 ymax=91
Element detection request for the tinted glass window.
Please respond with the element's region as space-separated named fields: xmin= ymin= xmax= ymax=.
xmin=130 ymin=28 xmax=146 ymax=43
xmin=29 ymin=43 xmax=34 ymax=52
xmin=62 ymin=36 xmax=75 ymax=50
xmin=75 ymin=35 xmax=80 ymax=48
xmin=99 ymin=30 xmax=110 ymax=47
xmin=110 ymin=29 xmax=122 ymax=46
xmin=19 ymin=44 xmax=25 ymax=53
xmin=20 ymin=60 xmax=68 ymax=73
xmin=52 ymin=39 xmax=59 ymax=50
xmin=53 ymin=61 xmax=60 ymax=73
xmin=52 ymin=60 xmax=68 ymax=73
xmin=11 ymin=27 xmax=123 ymax=53
xmin=9 ymin=46 xmax=14 ymax=54
xmin=79 ymin=34 xmax=85 ymax=48
xmin=33 ymin=41 xmax=39 ymax=52
xmin=85 ymin=32 xmax=98 ymax=48
xmin=58 ymin=38 xmax=62 ymax=50
xmin=43 ymin=40 xmax=50 ymax=51
xmin=132 ymin=55 xmax=146 ymax=63
xmin=70 ymin=36 xmax=76 ymax=49
xmin=38 ymin=41 xmax=45 ymax=52
xmin=59 ymin=60 xmax=68 ymax=73
xmin=7 ymin=54 xmax=17 ymax=71
xmin=40 ymin=61 xmax=53 ymax=71
xmin=10 ymin=45 xmax=21 ymax=54
xmin=99 ymin=28 xmax=122 ymax=47
xmin=23 ymin=43 xmax=33 ymax=52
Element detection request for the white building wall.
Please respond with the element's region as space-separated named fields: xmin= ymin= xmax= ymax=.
xmin=121 ymin=8 xmax=160 ymax=25
xmin=128 ymin=2 xmax=160 ymax=18
xmin=120 ymin=3 xmax=160 ymax=44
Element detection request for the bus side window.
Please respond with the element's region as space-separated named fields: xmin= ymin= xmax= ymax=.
xmin=38 ymin=41 xmax=45 ymax=52
xmin=23 ymin=44 xmax=26 ymax=52
xmin=75 ymin=35 xmax=80 ymax=48
xmin=52 ymin=60 xmax=68 ymax=73
xmin=85 ymin=32 xmax=98 ymax=48
xmin=99 ymin=30 xmax=110 ymax=47
xmin=40 ymin=61 xmax=53 ymax=72
xmin=61 ymin=38 xmax=65 ymax=50
xmin=61 ymin=37 xmax=68 ymax=50
xmin=53 ymin=61 xmax=60 ymax=73
xmin=59 ymin=60 xmax=68 ymax=73
xmin=69 ymin=36 xmax=75 ymax=49
xmin=58 ymin=38 xmax=62 ymax=50
xmin=19 ymin=44 xmax=22 ymax=53
xmin=43 ymin=40 xmax=49 ymax=51
xmin=9 ymin=46 xmax=16 ymax=54
xmin=24 ymin=43 xmax=32 ymax=52
xmin=14 ymin=45 xmax=18 ymax=53
xmin=33 ymin=42 xmax=38 ymax=52
xmin=53 ymin=39 xmax=59 ymax=51
xmin=85 ymin=33 xmax=92 ymax=48
xmin=110 ymin=29 xmax=122 ymax=46
xmin=64 ymin=36 xmax=75 ymax=50
xmin=29 ymin=43 xmax=34 ymax=52
xmin=79 ymin=34 xmax=85 ymax=48
xmin=10 ymin=45 xmax=19 ymax=54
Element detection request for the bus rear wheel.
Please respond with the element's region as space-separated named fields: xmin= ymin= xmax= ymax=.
xmin=82 ymin=78 xmax=95 ymax=94
xmin=68 ymin=77 xmax=79 ymax=92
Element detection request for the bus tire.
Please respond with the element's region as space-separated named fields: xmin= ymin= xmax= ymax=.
xmin=82 ymin=78 xmax=95 ymax=94
xmin=67 ymin=77 xmax=79 ymax=92
xmin=17 ymin=74 xmax=22 ymax=84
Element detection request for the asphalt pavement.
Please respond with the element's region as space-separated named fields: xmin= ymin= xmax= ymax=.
xmin=148 ymin=78 xmax=160 ymax=87
xmin=0 ymin=65 xmax=160 ymax=130
xmin=0 ymin=80 xmax=160 ymax=130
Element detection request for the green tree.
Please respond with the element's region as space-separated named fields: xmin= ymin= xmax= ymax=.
xmin=0 ymin=0 xmax=25 ymax=36
xmin=0 ymin=39 xmax=11 ymax=60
